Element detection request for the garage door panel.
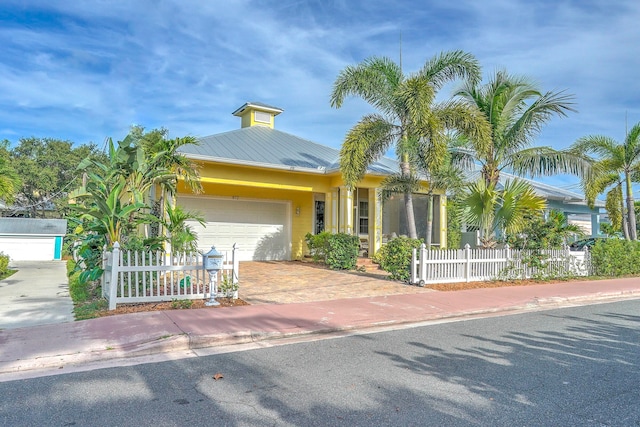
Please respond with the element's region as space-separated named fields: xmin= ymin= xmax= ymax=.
xmin=179 ymin=197 xmax=290 ymax=261
xmin=0 ymin=237 xmax=55 ymax=261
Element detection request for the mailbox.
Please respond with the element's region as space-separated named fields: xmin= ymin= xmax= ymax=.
xmin=203 ymin=245 xmax=224 ymax=306
xmin=203 ymin=246 xmax=224 ymax=272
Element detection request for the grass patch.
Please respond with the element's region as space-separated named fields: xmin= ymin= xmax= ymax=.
xmin=171 ymin=299 xmax=193 ymax=309
xmin=74 ymin=299 xmax=109 ymax=320
xmin=0 ymin=269 xmax=17 ymax=280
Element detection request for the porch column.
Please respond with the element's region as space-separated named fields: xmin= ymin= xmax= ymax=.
xmin=329 ymin=188 xmax=339 ymax=233
xmin=368 ymin=189 xmax=382 ymax=255
xmin=339 ymin=186 xmax=353 ymax=234
xmin=591 ymin=213 xmax=600 ymax=237
xmin=439 ymin=194 xmax=448 ymax=248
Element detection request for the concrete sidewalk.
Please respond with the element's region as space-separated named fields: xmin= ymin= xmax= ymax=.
xmin=0 ymin=261 xmax=73 ymax=329
xmin=1 ymin=276 xmax=639 ymax=379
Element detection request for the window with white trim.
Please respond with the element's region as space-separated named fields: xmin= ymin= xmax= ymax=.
xmin=359 ymin=200 xmax=368 ymax=234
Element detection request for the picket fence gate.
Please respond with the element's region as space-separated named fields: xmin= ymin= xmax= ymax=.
xmin=102 ymin=242 xmax=239 ymax=310
xmin=410 ymin=243 xmax=589 ymax=286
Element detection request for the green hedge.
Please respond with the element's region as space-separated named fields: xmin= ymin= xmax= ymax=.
xmin=590 ymin=239 xmax=640 ymax=276
xmin=373 ymin=236 xmax=423 ymax=281
xmin=305 ymin=232 xmax=359 ymax=270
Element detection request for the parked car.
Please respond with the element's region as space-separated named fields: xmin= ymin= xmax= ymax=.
xmin=569 ymin=237 xmax=608 ymax=251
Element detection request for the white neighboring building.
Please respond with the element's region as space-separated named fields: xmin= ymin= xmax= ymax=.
xmin=0 ymin=218 xmax=67 ymax=261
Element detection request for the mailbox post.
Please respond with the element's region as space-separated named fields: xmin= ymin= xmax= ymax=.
xmin=203 ymin=245 xmax=224 ymax=306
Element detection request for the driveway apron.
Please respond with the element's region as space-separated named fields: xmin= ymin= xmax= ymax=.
xmin=0 ymin=261 xmax=74 ymax=330
xmin=238 ymin=261 xmax=433 ymax=305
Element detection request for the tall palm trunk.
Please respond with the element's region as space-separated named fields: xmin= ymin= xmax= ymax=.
xmin=625 ymin=172 xmax=637 ymax=240
xmin=620 ymin=191 xmax=630 ymax=240
xmin=425 ymin=193 xmax=434 ymax=247
xmin=400 ymin=157 xmax=418 ymax=239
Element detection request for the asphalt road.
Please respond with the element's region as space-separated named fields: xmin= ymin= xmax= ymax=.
xmin=1 ymin=299 xmax=638 ymax=426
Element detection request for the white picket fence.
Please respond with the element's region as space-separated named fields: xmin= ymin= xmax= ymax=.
xmin=102 ymin=242 xmax=239 ymax=310
xmin=410 ymin=243 xmax=589 ymax=286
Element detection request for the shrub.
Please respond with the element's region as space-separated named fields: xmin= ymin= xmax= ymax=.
xmin=305 ymin=232 xmax=359 ymax=270
xmin=375 ymin=236 xmax=423 ymax=281
xmin=446 ymin=199 xmax=463 ymax=250
xmin=0 ymin=252 xmax=9 ymax=276
xmin=219 ymin=273 xmax=239 ymax=298
xmin=67 ymin=259 xmax=106 ymax=319
xmin=68 ymin=259 xmax=94 ymax=303
xmin=590 ymin=239 xmax=640 ymax=276
xmin=305 ymin=232 xmax=330 ymax=262
xmin=325 ymin=233 xmax=359 ymax=270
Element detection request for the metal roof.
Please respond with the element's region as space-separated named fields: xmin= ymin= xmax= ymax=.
xmin=180 ymin=126 xmax=399 ymax=175
xmin=0 ymin=218 xmax=67 ymax=235
xmin=181 ymin=124 xmax=599 ymax=207
xmin=499 ymin=171 xmax=604 ymax=207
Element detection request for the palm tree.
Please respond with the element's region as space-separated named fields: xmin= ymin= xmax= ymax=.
xmin=570 ymin=122 xmax=640 ymax=240
xmin=330 ymin=51 xmax=489 ymax=239
xmin=462 ymin=178 xmax=546 ymax=248
xmin=135 ymin=127 xmax=202 ymax=238
xmin=137 ymin=127 xmax=202 ymax=196
xmin=454 ymin=70 xmax=587 ymax=186
xmin=415 ymin=135 xmax=468 ymax=247
xmin=163 ymin=202 xmax=205 ymax=254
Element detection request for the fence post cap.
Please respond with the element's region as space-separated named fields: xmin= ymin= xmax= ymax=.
xmin=504 ymin=243 xmax=510 ymax=250
xmin=113 ymin=242 xmax=120 ymax=249
xmin=420 ymin=243 xmax=426 ymax=249
xmin=464 ymin=243 xmax=471 ymax=249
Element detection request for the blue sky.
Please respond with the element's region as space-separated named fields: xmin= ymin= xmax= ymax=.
xmin=1 ymin=0 xmax=639 ymax=191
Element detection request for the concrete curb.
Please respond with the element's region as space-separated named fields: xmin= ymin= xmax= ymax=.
xmin=0 ymin=334 xmax=191 ymax=375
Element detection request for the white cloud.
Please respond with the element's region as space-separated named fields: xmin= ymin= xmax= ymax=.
xmin=1 ymin=0 xmax=639 ymax=194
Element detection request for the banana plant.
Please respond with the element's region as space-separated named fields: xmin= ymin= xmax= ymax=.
xmin=72 ymin=177 xmax=148 ymax=246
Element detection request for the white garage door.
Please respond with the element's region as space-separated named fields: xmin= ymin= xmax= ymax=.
xmin=178 ymin=197 xmax=290 ymax=261
xmin=0 ymin=237 xmax=55 ymax=261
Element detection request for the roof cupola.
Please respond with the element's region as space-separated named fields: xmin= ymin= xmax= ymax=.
xmin=232 ymin=102 xmax=283 ymax=129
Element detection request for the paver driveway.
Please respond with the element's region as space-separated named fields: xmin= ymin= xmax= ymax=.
xmin=238 ymin=260 xmax=433 ymax=305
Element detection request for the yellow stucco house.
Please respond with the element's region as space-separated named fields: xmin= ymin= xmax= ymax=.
xmin=176 ymin=102 xmax=447 ymax=261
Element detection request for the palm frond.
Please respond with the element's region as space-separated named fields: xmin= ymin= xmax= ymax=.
xmin=604 ymin=184 xmax=623 ymax=231
xmin=570 ymin=135 xmax=619 ymax=159
xmin=330 ymin=56 xmax=401 ymax=114
xmin=509 ymin=146 xmax=592 ymax=179
xmin=497 ymin=179 xmax=546 ymax=234
xmin=435 ymin=99 xmax=492 ymax=156
xmin=503 ymin=89 xmax=576 ymax=154
xmin=418 ymin=50 xmax=481 ymax=89
xmin=462 ymin=179 xmax=499 ymax=240
xmin=378 ymin=173 xmax=422 ymax=203
xmin=339 ymin=114 xmax=396 ymax=188
xmin=583 ymin=170 xmax=619 ymax=208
